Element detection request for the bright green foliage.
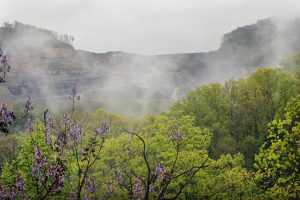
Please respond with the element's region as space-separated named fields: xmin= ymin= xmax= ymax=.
xmin=69 ymin=109 xmax=137 ymax=136
xmin=192 ymin=154 xmax=260 ymax=199
xmin=1 ymin=122 xmax=72 ymax=199
xmin=94 ymin=111 xmax=212 ymax=199
xmin=171 ymin=68 xmax=296 ymax=167
xmin=88 ymin=111 xmax=259 ymax=199
xmin=0 ymin=102 xmax=261 ymax=199
xmin=255 ymin=96 xmax=300 ymax=199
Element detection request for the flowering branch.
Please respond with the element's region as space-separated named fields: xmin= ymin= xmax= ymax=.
xmin=121 ymin=128 xmax=209 ymax=200
xmin=0 ymin=47 xmax=11 ymax=83
xmin=69 ymin=86 xmax=80 ymax=113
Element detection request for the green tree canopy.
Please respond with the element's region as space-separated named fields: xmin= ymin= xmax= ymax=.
xmin=255 ymin=96 xmax=300 ymax=199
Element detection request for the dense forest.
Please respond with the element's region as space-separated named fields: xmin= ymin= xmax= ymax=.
xmin=0 ymin=36 xmax=299 ymax=200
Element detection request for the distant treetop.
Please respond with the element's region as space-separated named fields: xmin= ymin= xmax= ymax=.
xmin=0 ymin=21 xmax=75 ymax=49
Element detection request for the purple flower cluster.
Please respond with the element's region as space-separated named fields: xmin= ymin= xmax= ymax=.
xmin=69 ymin=187 xmax=76 ymax=200
xmin=24 ymin=96 xmax=33 ymax=113
xmin=45 ymin=127 xmax=52 ymax=145
xmin=62 ymin=113 xmax=69 ymax=126
xmin=46 ymin=164 xmax=65 ymax=192
xmin=170 ymin=125 xmax=183 ymax=142
xmin=47 ymin=116 xmax=53 ymax=127
xmin=7 ymin=188 xmax=17 ymax=200
xmin=149 ymin=184 xmax=155 ymax=193
xmin=15 ymin=174 xmax=25 ymax=191
xmin=0 ymin=104 xmax=14 ymax=124
xmin=26 ymin=117 xmax=34 ymax=134
xmin=133 ymin=178 xmax=142 ymax=200
xmin=0 ymin=175 xmax=27 ymax=199
xmin=0 ymin=104 xmax=16 ymax=134
xmin=31 ymin=146 xmax=46 ymax=181
xmin=69 ymin=86 xmax=80 ymax=101
xmin=0 ymin=185 xmax=18 ymax=200
xmin=96 ymin=120 xmax=110 ymax=136
xmin=83 ymin=194 xmax=90 ymax=200
xmin=0 ymin=184 xmax=4 ymax=199
xmin=33 ymin=146 xmax=46 ymax=166
xmin=56 ymin=133 xmax=67 ymax=149
xmin=69 ymin=124 xmax=83 ymax=143
xmin=154 ymin=163 xmax=166 ymax=177
xmin=0 ymin=47 xmax=11 ymax=83
xmin=86 ymin=176 xmax=97 ymax=193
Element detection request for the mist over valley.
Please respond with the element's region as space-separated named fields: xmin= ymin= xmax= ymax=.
xmin=1 ymin=18 xmax=300 ymax=116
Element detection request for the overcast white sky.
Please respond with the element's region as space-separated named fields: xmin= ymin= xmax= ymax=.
xmin=0 ymin=0 xmax=299 ymax=54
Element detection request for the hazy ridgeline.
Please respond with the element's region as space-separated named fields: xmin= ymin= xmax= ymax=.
xmin=1 ymin=18 xmax=300 ymax=116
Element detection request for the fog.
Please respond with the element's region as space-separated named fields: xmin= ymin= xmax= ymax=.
xmin=1 ymin=0 xmax=300 ymax=54
xmin=1 ymin=12 xmax=300 ymax=116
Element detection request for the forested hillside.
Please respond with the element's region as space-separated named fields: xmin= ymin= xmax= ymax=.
xmin=170 ymin=67 xmax=296 ymax=168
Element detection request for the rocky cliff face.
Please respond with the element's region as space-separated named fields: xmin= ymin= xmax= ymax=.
xmin=1 ymin=19 xmax=300 ymax=116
